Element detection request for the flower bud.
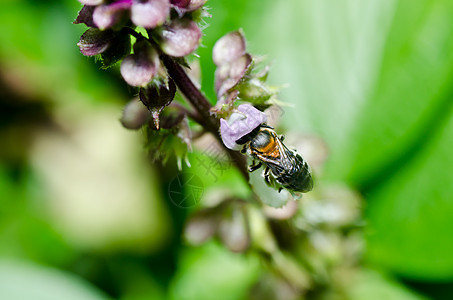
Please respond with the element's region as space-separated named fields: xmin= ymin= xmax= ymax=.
xmin=171 ymin=0 xmax=206 ymax=15
xmin=120 ymin=99 xmax=151 ymax=130
xmin=73 ymin=5 xmax=96 ymax=27
xmin=78 ymin=0 xmax=104 ymax=5
xmin=171 ymin=0 xmax=190 ymax=8
xmin=160 ymin=19 xmax=202 ymax=57
xmin=139 ymin=79 xmax=177 ymax=129
xmin=131 ymin=0 xmax=170 ymax=29
xmin=93 ymin=0 xmax=132 ymax=30
xmin=213 ymin=31 xmax=246 ymax=66
xmin=77 ymin=28 xmax=116 ymax=56
xmin=120 ymin=39 xmax=159 ymax=87
xmin=215 ymin=53 xmax=252 ymax=97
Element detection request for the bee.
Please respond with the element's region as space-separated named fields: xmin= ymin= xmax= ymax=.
xmin=236 ymin=124 xmax=313 ymax=193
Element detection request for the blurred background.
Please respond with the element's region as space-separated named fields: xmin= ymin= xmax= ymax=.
xmin=1 ymin=0 xmax=453 ymax=299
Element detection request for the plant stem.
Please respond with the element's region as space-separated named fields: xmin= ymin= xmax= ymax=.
xmin=161 ymin=54 xmax=249 ymax=181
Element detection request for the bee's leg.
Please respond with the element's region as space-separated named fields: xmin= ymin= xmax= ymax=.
xmin=264 ymin=167 xmax=271 ymax=185
xmin=240 ymin=145 xmax=247 ymax=154
xmin=278 ymin=187 xmax=283 ymax=193
xmin=279 ymin=135 xmax=285 ymax=141
xmin=248 ymin=161 xmax=262 ymax=172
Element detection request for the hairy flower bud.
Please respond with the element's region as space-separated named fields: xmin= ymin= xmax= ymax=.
xmin=73 ymin=5 xmax=96 ymax=27
xmin=93 ymin=0 xmax=132 ymax=30
xmin=160 ymin=19 xmax=202 ymax=57
xmin=213 ymin=31 xmax=246 ymax=66
xmin=77 ymin=28 xmax=116 ymax=56
xmin=78 ymin=0 xmax=104 ymax=5
xmin=120 ymin=39 xmax=159 ymax=86
xmin=120 ymin=99 xmax=151 ymax=130
xmin=213 ymin=31 xmax=253 ymax=98
xmin=131 ymin=0 xmax=170 ymax=29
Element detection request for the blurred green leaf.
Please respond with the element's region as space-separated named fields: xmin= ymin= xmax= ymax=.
xmin=235 ymin=0 xmax=453 ymax=280
xmin=349 ymin=269 xmax=428 ymax=300
xmin=169 ymin=243 xmax=259 ymax=300
xmin=0 ymin=260 xmax=109 ymax=300
xmin=365 ymin=110 xmax=453 ymax=279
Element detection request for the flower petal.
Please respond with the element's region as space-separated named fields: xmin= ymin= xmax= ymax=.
xmin=220 ymin=104 xmax=267 ymax=150
xmin=161 ymin=19 xmax=201 ymax=57
xmin=131 ymin=0 xmax=170 ymax=29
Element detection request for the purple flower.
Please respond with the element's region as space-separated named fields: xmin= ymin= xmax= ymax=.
xmin=220 ymin=104 xmax=267 ymax=150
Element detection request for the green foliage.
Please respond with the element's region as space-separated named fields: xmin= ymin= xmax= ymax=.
xmin=233 ymin=0 xmax=453 ymax=282
xmin=0 ymin=261 xmax=109 ymax=300
xmin=169 ymin=242 xmax=259 ymax=300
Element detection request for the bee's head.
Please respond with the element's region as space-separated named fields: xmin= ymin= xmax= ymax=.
xmin=235 ymin=124 xmax=263 ymax=145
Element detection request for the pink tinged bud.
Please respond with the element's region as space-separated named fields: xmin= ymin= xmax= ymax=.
xmin=215 ymin=53 xmax=252 ymax=97
xmin=131 ymin=0 xmax=170 ymax=29
xmin=185 ymin=0 xmax=207 ymax=11
xmin=220 ymin=104 xmax=267 ymax=150
xmin=161 ymin=19 xmax=202 ymax=57
xmin=120 ymin=99 xmax=151 ymax=129
xmin=77 ymin=28 xmax=116 ymax=56
xmin=78 ymin=0 xmax=104 ymax=5
xmin=213 ymin=31 xmax=246 ymax=66
xmin=171 ymin=0 xmax=206 ymax=14
xmin=170 ymin=0 xmax=190 ymax=8
xmin=93 ymin=0 xmax=132 ymax=30
xmin=120 ymin=40 xmax=158 ymax=86
xmin=73 ymin=5 xmax=96 ymax=27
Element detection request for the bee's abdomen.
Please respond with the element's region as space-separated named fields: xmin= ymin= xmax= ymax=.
xmin=275 ymin=155 xmax=313 ymax=193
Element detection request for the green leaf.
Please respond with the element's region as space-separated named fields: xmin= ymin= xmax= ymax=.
xmin=365 ymin=110 xmax=453 ymax=279
xmin=236 ymin=0 xmax=453 ymax=280
xmin=169 ymin=243 xmax=259 ymax=300
xmin=0 ymin=260 xmax=109 ymax=300
xmin=348 ymin=269 xmax=428 ymax=300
